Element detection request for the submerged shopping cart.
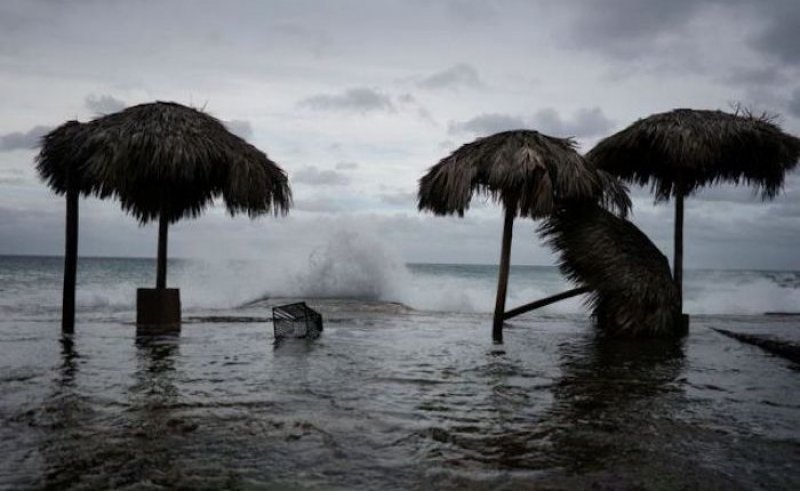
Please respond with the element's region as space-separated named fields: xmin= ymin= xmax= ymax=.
xmin=272 ymin=302 xmax=323 ymax=339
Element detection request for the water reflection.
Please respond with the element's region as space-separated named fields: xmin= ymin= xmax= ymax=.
xmin=548 ymin=333 xmax=687 ymax=472
xmin=58 ymin=334 xmax=79 ymax=387
xmin=117 ymin=330 xmax=185 ymax=486
xmin=40 ymin=335 xmax=91 ymax=489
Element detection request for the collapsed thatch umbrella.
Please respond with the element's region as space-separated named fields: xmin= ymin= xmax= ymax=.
xmin=418 ymin=130 xmax=628 ymax=342
xmin=79 ymin=101 xmax=291 ymax=292
xmin=540 ymin=202 xmax=682 ymax=336
xmin=588 ymin=108 xmax=800 ymax=313
xmin=37 ymin=121 xmax=113 ymax=333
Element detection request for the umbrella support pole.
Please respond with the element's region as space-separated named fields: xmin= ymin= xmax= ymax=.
xmin=138 ymin=203 xmax=181 ymax=329
xmin=673 ymin=185 xmax=684 ymax=313
xmin=156 ymin=208 xmax=168 ymax=289
xmin=503 ymin=286 xmax=591 ymax=320
xmin=62 ymin=185 xmax=78 ymax=334
xmin=492 ymin=208 xmax=515 ymax=343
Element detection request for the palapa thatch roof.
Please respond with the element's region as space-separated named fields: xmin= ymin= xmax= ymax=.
xmin=38 ymin=101 xmax=292 ymax=223
xmin=587 ymin=108 xmax=800 ymax=200
xmin=539 ymin=202 xmax=682 ymax=336
xmin=418 ymin=130 xmax=629 ymax=218
xmin=36 ymin=120 xmax=114 ymax=198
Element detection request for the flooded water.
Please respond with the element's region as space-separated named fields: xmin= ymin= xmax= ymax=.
xmin=1 ymin=301 xmax=799 ymax=490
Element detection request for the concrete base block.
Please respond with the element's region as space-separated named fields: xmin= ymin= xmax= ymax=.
xmin=137 ymin=288 xmax=181 ymax=329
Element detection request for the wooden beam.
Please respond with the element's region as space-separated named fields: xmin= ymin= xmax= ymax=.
xmin=62 ymin=184 xmax=78 ymax=334
xmin=492 ymin=207 xmax=515 ymax=343
xmin=503 ymin=286 xmax=591 ymax=320
xmin=673 ymin=183 xmax=684 ymax=313
xmin=156 ymin=204 xmax=169 ymax=289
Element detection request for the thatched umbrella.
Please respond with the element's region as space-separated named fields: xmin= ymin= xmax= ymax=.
xmin=539 ymin=202 xmax=682 ymax=336
xmin=418 ymin=130 xmax=628 ymax=342
xmin=588 ymin=108 xmax=800 ymax=313
xmin=81 ymin=102 xmax=291 ymax=289
xmin=37 ymin=121 xmax=113 ymax=333
xmin=39 ymin=101 xmax=291 ymax=326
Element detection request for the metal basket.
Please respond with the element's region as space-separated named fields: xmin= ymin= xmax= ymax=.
xmin=272 ymin=302 xmax=323 ymax=339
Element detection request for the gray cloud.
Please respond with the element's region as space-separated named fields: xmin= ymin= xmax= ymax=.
xmin=750 ymin=0 xmax=800 ymax=64
xmin=448 ymin=107 xmax=614 ymax=139
xmin=224 ymin=119 xmax=254 ymax=140
xmin=567 ymin=0 xmax=701 ymax=56
xmin=448 ymin=113 xmax=526 ymax=135
xmin=335 ymin=161 xmax=359 ymax=170
xmin=293 ymin=166 xmax=351 ymax=186
xmin=566 ymin=0 xmax=800 ymax=67
xmin=788 ymin=89 xmax=800 ymax=119
xmin=530 ymin=107 xmax=615 ymax=139
xmin=85 ymin=94 xmax=126 ymax=114
xmin=299 ymin=88 xmax=395 ymax=113
xmin=443 ymin=0 xmax=498 ymax=23
xmin=294 ymin=197 xmax=347 ymax=213
xmin=418 ymin=63 xmax=483 ymax=90
xmin=723 ymin=66 xmax=787 ymax=88
xmin=380 ymin=191 xmax=416 ymax=206
xmin=0 ymin=125 xmax=52 ymax=152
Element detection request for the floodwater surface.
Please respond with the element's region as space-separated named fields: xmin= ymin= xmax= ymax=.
xmin=1 ymin=301 xmax=798 ymax=490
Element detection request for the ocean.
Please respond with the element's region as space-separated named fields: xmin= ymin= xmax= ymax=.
xmin=1 ymin=253 xmax=799 ymax=489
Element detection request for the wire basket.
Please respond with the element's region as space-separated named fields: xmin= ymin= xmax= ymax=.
xmin=272 ymin=302 xmax=323 ymax=339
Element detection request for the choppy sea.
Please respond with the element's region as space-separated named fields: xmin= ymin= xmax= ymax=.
xmin=1 ymin=251 xmax=799 ymax=490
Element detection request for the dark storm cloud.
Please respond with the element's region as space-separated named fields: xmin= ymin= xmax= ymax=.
xmin=294 ymin=197 xmax=347 ymax=213
xmin=299 ymin=88 xmax=395 ymax=113
xmin=531 ymin=107 xmax=614 ymax=139
xmin=335 ymin=161 xmax=359 ymax=170
xmin=0 ymin=125 xmax=52 ymax=152
xmin=788 ymin=89 xmax=800 ymax=119
xmin=293 ymin=166 xmax=351 ymax=186
xmin=418 ymin=64 xmax=483 ymax=90
xmin=567 ymin=0 xmax=701 ymax=55
xmin=448 ymin=114 xmax=526 ymax=135
xmin=449 ymin=107 xmax=614 ymax=139
xmin=723 ymin=66 xmax=787 ymax=88
xmin=85 ymin=94 xmax=126 ymax=114
xmin=750 ymin=0 xmax=800 ymax=64
xmin=443 ymin=0 xmax=498 ymax=22
xmin=224 ymin=119 xmax=254 ymax=140
xmin=566 ymin=0 xmax=800 ymax=66
xmin=379 ymin=191 xmax=416 ymax=206
xmin=0 ymin=170 xmax=26 ymax=185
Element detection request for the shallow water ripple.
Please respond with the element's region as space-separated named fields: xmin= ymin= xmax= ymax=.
xmin=1 ymin=308 xmax=799 ymax=490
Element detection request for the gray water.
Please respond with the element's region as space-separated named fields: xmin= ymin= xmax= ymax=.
xmin=1 ymin=256 xmax=799 ymax=489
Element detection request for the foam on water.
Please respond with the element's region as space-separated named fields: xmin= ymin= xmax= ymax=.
xmin=1 ymin=228 xmax=799 ymax=318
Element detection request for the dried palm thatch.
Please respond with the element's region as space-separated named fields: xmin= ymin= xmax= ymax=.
xmin=36 ymin=121 xmax=110 ymax=198
xmin=588 ymin=108 xmax=800 ymax=200
xmin=418 ymin=130 xmax=630 ymax=342
xmin=539 ymin=202 xmax=682 ymax=337
xmin=419 ymin=130 xmax=628 ymax=218
xmin=588 ymin=108 xmax=800 ymax=315
xmin=79 ymin=101 xmax=291 ymax=224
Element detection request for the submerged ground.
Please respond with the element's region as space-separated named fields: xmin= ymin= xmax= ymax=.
xmin=1 ymin=301 xmax=799 ymax=490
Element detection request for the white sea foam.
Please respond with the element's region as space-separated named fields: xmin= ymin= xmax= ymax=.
xmin=1 ymin=231 xmax=798 ymax=318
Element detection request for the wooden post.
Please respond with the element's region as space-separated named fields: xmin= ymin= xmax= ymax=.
xmin=492 ymin=207 xmax=515 ymax=343
xmin=673 ymin=183 xmax=684 ymax=313
xmin=156 ymin=202 xmax=168 ymax=289
xmin=503 ymin=286 xmax=591 ymax=320
xmin=62 ymin=183 xmax=79 ymax=334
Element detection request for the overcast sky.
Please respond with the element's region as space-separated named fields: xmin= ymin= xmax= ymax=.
xmin=1 ymin=0 xmax=799 ymax=270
